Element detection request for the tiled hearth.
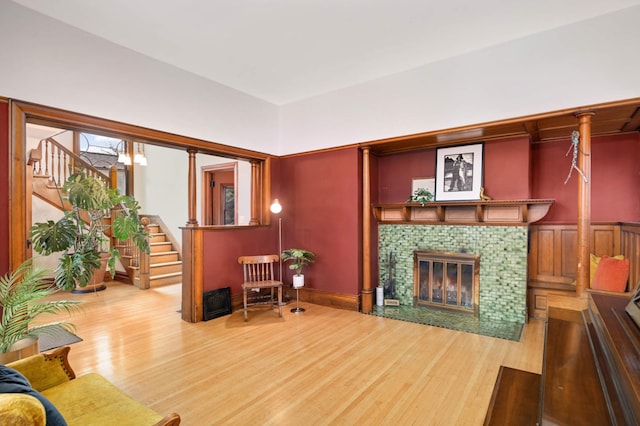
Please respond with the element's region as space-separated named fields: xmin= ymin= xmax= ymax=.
xmin=377 ymin=224 xmax=528 ymax=328
xmin=370 ymin=305 xmax=523 ymax=341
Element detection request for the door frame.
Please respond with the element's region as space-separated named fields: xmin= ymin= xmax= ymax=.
xmin=201 ymin=162 xmax=238 ymax=225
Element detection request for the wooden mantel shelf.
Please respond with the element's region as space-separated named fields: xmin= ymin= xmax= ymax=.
xmin=373 ymin=199 xmax=554 ymax=225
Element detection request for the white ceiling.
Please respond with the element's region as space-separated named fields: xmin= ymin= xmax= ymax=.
xmin=11 ymin=0 xmax=640 ymax=105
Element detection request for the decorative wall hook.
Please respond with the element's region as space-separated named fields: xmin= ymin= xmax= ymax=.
xmin=564 ymin=130 xmax=588 ymax=184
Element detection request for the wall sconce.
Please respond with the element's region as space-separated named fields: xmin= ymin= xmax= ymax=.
xmin=117 ymin=141 xmax=132 ymax=165
xmin=134 ymin=143 xmax=147 ymax=166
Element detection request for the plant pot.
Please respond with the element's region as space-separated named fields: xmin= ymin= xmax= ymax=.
xmin=0 ymin=336 xmax=39 ymax=365
xmin=293 ymin=274 xmax=304 ymax=288
xmin=72 ymin=252 xmax=109 ymax=293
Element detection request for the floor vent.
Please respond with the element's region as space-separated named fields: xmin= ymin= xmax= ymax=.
xmin=203 ymin=287 xmax=232 ymax=321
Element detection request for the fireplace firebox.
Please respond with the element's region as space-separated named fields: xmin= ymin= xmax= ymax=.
xmin=414 ymin=251 xmax=480 ymax=315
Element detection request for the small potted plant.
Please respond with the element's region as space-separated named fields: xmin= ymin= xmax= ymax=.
xmin=30 ymin=170 xmax=150 ymax=292
xmin=407 ymin=187 xmax=434 ymax=206
xmin=281 ymin=248 xmax=315 ymax=288
xmin=0 ymin=259 xmax=81 ymax=363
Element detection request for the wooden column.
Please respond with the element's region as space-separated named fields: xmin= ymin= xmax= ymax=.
xmin=186 ymin=149 xmax=198 ymax=227
xmin=249 ymin=160 xmax=260 ymax=225
xmin=361 ymin=147 xmax=373 ymax=313
xmin=181 ymin=226 xmax=203 ymax=322
xmin=576 ymin=112 xmax=594 ymax=295
xmin=10 ymin=101 xmax=28 ymax=271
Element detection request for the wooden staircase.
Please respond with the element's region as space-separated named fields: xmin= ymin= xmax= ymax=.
xmin=133 ymin=218 xmax=182 ymax=288
xmin=29 ymin=136 xmax=182 ymax=289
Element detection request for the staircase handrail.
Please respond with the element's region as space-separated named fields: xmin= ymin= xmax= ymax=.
xmin=29 ymin=137 xmax=111 ymax=188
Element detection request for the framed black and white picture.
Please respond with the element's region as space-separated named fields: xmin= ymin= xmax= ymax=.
xmin=435 ymin=143 xmax=484 ymax=201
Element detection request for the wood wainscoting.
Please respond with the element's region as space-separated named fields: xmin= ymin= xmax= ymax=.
xmin=527 ymin=222 xmax=640 ymax=319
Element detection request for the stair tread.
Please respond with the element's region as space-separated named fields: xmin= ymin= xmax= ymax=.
xmin=150 ymin=260 xmax=182 ymax=267
xmin=150 ymin=251 xmax=179 ymax=256
xmin=149 ymin=272 xmax=182 ymax=280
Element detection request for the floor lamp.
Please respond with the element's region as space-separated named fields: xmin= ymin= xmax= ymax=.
xmin=270 ymin=198 xmax=283 ymax=284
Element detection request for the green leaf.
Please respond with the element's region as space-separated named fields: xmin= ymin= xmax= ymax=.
xmin=30 ymin=216 xmax=76 ymax=255
xmin=55 ymin=249 xmax=102 ymax=290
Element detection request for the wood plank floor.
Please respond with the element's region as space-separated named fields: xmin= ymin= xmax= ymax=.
xmin=42 ymin=282 xmax=545 ymax=425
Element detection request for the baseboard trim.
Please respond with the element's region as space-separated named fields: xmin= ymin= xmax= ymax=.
xmin=230 ymin=287 xmax=360 ymax=312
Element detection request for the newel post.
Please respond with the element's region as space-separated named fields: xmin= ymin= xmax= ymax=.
xmin=138 ymin=217 xmax=150 ymax=289
xmin=109 ymin=165 xmax=118 ymax=190
xmin=575 ymin=111 xmax=594 ymax=295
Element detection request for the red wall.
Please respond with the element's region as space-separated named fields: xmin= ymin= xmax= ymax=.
xmin=377 ymin=149 xmax=435 ymax=203
xmin=201 ymin=147 xmax=362 ymax=297
xmin=202 ymin=226 xmax=279 ymax=295
xmin=483 ymin=136 xmax=531 ymax=200
xmin=377 ymin=137 xmax=531 ymax=202
xmin=377 ymin=134 xmax=640 ymax=223
xmin=532 ymin=133 xmax=640 ymax=222
xmin=0 ymin=101 xmax=9 ymax=276
xmin=279 ymin=147 xmax=361 ymax=294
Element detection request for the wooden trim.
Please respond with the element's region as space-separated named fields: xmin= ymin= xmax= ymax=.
xmin=263 ymin=157 xmax=272 ymax=226
xmin=249 ymin=160 xmax=260 ymax=225
xmin=226 ymin=286 xmax=360 ymax=313
xmin=361 ymin=97 xmax=640 ymax=155
xmin=187 ymin=149 xmax=198 ymax=226
xmin=181 ymin=227 xmax=204 ymax=322
xmin=201 ymin=162 xmax=238 ymax=226
xmin=576 ymin=112 xmax=594 ymax=295
xmin=9 ymin=101 xmax=28 ymax=270
xmin=621 ymin=223 xmax=640 ymax=289
xmin=13 ymin=100 xmax=270 ymax=159
xmin=285 ymin=287 xmax=360 ymax=311
xmin=373 ymin=199 xmax=553 ymax=225
xmin=361 ymin=147 xmax=373 ymax=313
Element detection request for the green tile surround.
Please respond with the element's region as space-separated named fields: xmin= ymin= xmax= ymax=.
xmin=378 ymin=224 xmax=528 ymax=324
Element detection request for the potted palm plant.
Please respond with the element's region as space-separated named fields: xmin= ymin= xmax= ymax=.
xmin=281 ymin=248 xmax=315 ymax=288
xmin=0 ymin=259 xmax=81 ymax=363
xmin=30 ymin=170 xmax=150 ymax=292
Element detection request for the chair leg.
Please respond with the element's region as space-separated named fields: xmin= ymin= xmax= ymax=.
xmin=277 ymin=286 xmax=282 ymax=317
xmin=243 ymin=289 xmax=248 ymax=321
xmin=270 ymin=287 xmax=274 ymax=309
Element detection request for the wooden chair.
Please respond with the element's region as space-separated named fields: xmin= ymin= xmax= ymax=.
xmin=238 ymin=254 xmax=283 ymax=321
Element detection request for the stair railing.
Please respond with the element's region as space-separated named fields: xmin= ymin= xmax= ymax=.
xmin=29 ymin=137 xmax=110 ymax=188
xmin=110 ymin=204 xmax=151 ymax=289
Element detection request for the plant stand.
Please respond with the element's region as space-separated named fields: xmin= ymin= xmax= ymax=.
xmin=291 ymin=286 xmax=305 ymax=313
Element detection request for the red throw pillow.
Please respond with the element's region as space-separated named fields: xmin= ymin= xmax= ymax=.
xmin=591 ymin=255 xmax=630 ymax=292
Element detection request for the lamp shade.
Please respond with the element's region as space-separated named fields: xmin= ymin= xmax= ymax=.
xmin=270 ymin=199 xmax=282 ymax=214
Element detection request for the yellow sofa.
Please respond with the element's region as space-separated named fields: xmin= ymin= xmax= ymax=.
xmin=0 ymin=346 xmax=180 ymax=426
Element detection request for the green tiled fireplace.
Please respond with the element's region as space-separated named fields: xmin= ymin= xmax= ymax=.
xmin=378 ymin=224 xmax=528 ymax=324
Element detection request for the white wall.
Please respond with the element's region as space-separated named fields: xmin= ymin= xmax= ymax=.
xmin=278 ymin=6 xmax=640 ymax=155
xmin=0 ymin=1 xmax=279 ymax=154
xmin=134 ymin=146 xmax=252 ymax=240
xmin=3 ymin=2 xmax=639 ymax=158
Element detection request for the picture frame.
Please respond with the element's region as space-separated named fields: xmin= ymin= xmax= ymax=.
xmin=411 ymin=177 xmax=435 ymax=195
xmin=435 ymin=143 xmax=484 ymax=201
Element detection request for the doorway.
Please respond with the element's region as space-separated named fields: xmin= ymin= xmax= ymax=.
xmin=202 ymin=163 xmax=238 ymax=225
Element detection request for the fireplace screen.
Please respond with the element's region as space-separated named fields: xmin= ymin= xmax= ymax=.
xmin=414 ymin=251 xmax=479 ymax=314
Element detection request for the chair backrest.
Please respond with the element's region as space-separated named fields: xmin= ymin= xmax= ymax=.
xmin=238 ymin=254 xmax=280 ymax=283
